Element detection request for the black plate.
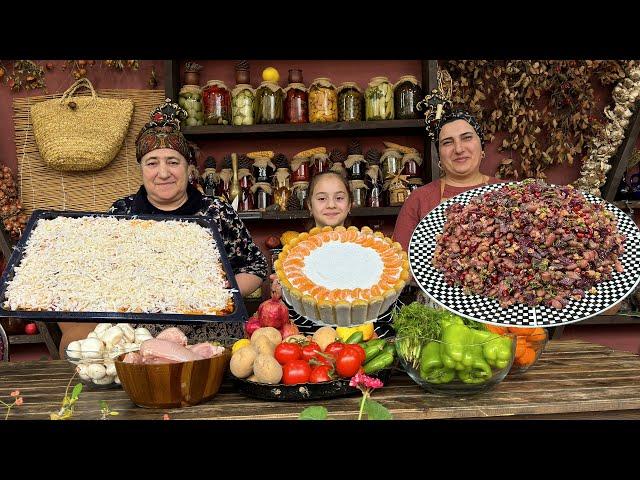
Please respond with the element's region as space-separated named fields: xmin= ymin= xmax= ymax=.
xmin=233 ymin=368 xmax=394 ymax=401
xmin=0 ymin=210 xmax=248 ymax=324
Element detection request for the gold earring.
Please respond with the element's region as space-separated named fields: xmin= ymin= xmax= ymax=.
xmin=437 ymin=160 xmax=442 ymax=170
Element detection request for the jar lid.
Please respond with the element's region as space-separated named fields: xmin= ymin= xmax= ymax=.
xmin=180 ymin=85 xmax=202 ymax=94
xmin=311 ymin=78 xmax=335 ymax=89
xmin=284 ymin=82 xmax=307 ymax=93
xmin=337 ymin=81 xmax=362 ymax=93
xmin=231 ymin=83 xmax=255 ymax=96
xmin=258 ymin=81 xmax=283 ymax=93
xmin=368 ymin=76 xmax=391 ymax=88
xmin=205 ymin=79 xmax=229 ymax=90
xmin=395 ymin=75 xmax=421 ymax=88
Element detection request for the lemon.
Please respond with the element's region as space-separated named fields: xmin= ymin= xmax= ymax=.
xmin=232 ymin=338 xmax=251 ymax=354
xmin=356 ymin=323 xmax=375 ymax=341
xmin=262 ymin=67 xmax=280 ymax=83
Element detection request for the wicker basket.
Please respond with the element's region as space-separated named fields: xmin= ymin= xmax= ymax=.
xmin=31 ymin=78 xmax=134 ymax=172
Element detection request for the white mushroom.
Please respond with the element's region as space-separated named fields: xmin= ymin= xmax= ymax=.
xmin=114 ymin=376 xmax=121 ymax=385
xmin=67 ymin=341 xmax=82 ymax=359
xmin=134 ymin=327 xmax=152 ymax=343
xmin=117 ymin=324 xmax=136 ymax=343
xmin=93 ymin=375 xmax=115 ymax=385
xmin=101 ymin=326 xmax=124 ymax=348
xmin=80 ymin=338 xmax=105 ymax=359
xmin=93 ymin=323 xmax=112 ymax=337
xmin=77 ymin=364 xmax=91 ymax=381
xmin=87 ymin=332 xmax=98 ymax=339
xmin=86 ymin=363 xmax=107 ymax=380
xmin=104 ymin=361 xmax=117 ymax=377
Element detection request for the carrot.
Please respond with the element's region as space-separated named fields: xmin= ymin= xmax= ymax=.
xmin=515 ymin=347 xmax=536 ymax=366
xmin=515 ymin=337 xmax=528 ymax=359
xmin=508 ymin=326 xmax=536 ymax=336
xmin=486 ymin=325 xmax=508 ymax=335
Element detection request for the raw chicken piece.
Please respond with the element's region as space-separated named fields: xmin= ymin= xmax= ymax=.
xmin=122 ymin=352 xmax=143 ymax=364
xmin=187 ymin=342 xmax=225 ymax=359
xmin=142 ymin=355 xmax=180 ymax=364
xmin=139 ymin=338 xmax=200 ymax=362
xmin=155 ymin=327 xmax=188 ymax=346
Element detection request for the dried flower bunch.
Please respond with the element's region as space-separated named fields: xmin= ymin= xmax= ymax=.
xmin=444 ymin=60 xmax=630 ymax=182
xmin=0 ymin=165 xmax=29 ymax=239
xmin=0 ymin=60 xmax=46 ymax=92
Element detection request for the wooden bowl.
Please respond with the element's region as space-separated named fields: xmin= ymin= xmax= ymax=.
xmin=114 ymin=349 xmax=231 ymax=408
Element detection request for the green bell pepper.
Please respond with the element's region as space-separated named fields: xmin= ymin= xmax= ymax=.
xmin=457 ymin=345 xmax=493 ymax=384
xmin=419 ymin=341 xmax=455 ymax=384
xmin=481 ymin=333 xmax=513 ymax=369
xmin=441 ymin=323 xmax=472 ymax=363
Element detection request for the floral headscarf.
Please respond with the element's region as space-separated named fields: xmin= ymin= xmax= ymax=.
xmin=135 ymin=98 xmax=193 ymax=163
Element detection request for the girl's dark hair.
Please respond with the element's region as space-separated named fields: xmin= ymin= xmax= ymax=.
xmin=305 ymin=171 xmax=352 ymax=229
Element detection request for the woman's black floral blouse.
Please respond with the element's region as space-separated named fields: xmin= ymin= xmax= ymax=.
xmin=108 ymin=184 xmax=268 ymax=343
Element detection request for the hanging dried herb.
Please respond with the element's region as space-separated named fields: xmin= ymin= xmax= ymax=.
xmin=1 ymin=60 xmax=46 ymax=92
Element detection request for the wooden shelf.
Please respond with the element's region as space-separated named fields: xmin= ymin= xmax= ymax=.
xmin=182 ymin=119 xmax=425 ymax=139
xmin=237 ymin=206 xmax=401 ymax=221
xmin=8 ymin=334 xmax=46 ymax=345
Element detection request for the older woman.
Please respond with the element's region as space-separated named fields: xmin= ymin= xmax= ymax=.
xmin=393 ymin=108 xmax=502 ymax=251
xmin=58 ymin=99 xmax=268 ymax=355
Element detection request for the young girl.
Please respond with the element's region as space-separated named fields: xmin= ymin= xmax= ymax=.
xmin=275 ymin=171 xmax=395 ymax=338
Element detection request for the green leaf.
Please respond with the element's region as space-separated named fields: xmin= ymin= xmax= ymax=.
xmin=299 ymin=406 xmax=328 ymax=420
xmin=99 ymin=400 xmax=108 ymax=410
xmin=363 ymin=399 xmax=393 ymax=420
xmin=72 ymin=383 xmax=83 ymax=400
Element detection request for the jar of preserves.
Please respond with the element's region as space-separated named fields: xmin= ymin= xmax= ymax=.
xmin=337 ymin=82 xmax=362 ymax=122
xmin=401 ymin=152 xmax=423 ymax=179
xmin=349 ymin=180 xmax=367 ymax=208
xmin=238 ymin=169 xmax=255 ymax=211
xmin=251 ymin=155 xmax=276 ymax=183
xmin=216 ymin=168 xmax=232 ymax=202
xmin=290 ymin=155 xmax=311 ymax=183
xmin=202 ymin=80 xmax=232 ymax=125
xmin=231 ymin=84 xmax=255 ymax=126
xmin=380 ymin=148 xmax=403 ymax=179
xmin=365 ymin=76 xmax=394 ymax=120
xmin=394 ymin=75 xmax=423 ymax=119
xmin=291 ymin=181 xmax=310 ymax=209
xmin=308 ymin=78 xmax=338 ymax=123
xmin=365 ymin=163 xmax=384 ymax=207
xmin=284 ymin=83 xmax=308 ymax=123
xmin=345 ymin=154 xmax=366 ymax=180
xmin=408 ymin=177 xmax=424 ymax=194
xmin=254 ymin=81 xmax=284 ymax=124
xmin=178 ymin=85 xmax=204 ymax=127
xmin=310 ymin=153 xmax=331 ymax=177
xmin=252 ymin=182 xmax=273 ymax=211
xmin=272 ymin=168 xmax=291 ymax=211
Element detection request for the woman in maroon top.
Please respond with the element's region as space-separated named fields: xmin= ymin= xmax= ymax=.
xmin=393 ymin=108 xmax=502 ymax=251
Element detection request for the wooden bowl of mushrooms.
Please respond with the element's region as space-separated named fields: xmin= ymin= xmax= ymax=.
xmin=113 ymin=327 xmax=231 ymax=408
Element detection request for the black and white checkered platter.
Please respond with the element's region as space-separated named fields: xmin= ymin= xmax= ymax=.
xmin=409 ymin=182 xmax=640 ymax=328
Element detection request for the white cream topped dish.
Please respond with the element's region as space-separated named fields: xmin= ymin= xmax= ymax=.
xmin=275 ymin=225 xmax=409 ymax=326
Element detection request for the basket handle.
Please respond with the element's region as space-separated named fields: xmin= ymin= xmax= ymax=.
xmin=60 ymin=78 xmax=97 ymax=104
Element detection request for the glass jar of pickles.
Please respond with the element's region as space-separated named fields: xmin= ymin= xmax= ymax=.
xmin=394 ymin=75 xmax=423 ymax=120
xmin=308 ymin=78 xmax=338 ymax=123
xmin=365 ymin=76 xmax=394 ymax=120
xmin=254 ymin=81 xmax=284 ymax=124
xmin=380 ymin=148 xmax=403 ymax=179
xmin=231 ymin=84 xmax=255 ymax=126
xmin=349 ymin=180 xmax=367 ymax=208
xmin=337 ymin=82 xmax=362 ymax=122
xmin=178 ymin=85 xmax=204 ymax=127
xmin=202 ymin=80 xmax=232 ymax=125
xmin=272 ymin=168 xmax=291 ymax=211
xmin=284 ymin=83 xmax=308 ymax=123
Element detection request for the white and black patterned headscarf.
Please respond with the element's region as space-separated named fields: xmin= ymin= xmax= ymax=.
xmin=434 ymin=109 xmax=485 ymax=148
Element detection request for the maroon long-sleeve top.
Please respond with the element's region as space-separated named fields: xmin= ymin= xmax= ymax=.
xmin=392 ymin=177 xmax=503 ymax=251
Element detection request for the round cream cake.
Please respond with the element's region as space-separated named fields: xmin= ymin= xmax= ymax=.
xmin=275 ymin=226 xmax=409 ymax=326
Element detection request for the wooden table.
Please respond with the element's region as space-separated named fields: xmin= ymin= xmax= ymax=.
xmin=2 ymin=340 xmax=640 ymax=420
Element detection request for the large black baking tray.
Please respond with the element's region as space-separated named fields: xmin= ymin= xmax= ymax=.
xmin=0 ymin=210 xmax=248 ymax=324
xmin=233 ymin=367 xmax=394 ymax=401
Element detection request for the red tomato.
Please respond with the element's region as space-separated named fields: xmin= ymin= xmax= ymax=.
xmin=312 ymin=352 xmax=335 ymax=367
xmin=282 ymin=360 xmax=311 ymax=385
xmin=274 ymin=343 xmax=302 ymax=365
xmin=301 ymin=342 xmax=322 ymax=362
xmin=309 ymin=365 xmax=333 ymax=383
xmin=336 ymin=348 xmax=362 ymax=377
xmin=345 ymin=344 xmax=366 ymax=364
xmin=24 ymin=323 xmax=38 ymax=335
xmin=324 ymin=342 xmax=345 ymax=357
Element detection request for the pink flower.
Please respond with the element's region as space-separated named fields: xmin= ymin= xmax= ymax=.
xmin=10 ymin=390 xmax=20 ymax=397
xmin=349 ymin=372 xmax=383 ymax=390
xmin=15 ymin=397 xmax=23 ymax=406
xmin=163 ymin=413 xmax=170 ymax=420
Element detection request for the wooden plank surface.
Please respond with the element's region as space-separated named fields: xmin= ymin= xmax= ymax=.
xmin=2 ymin=340 xmax=640 ymax=420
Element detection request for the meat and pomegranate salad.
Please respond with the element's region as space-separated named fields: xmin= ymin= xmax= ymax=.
xmin=432 ymin=180 xmax=626 ymax=309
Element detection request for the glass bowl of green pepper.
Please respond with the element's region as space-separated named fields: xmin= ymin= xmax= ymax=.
xmin=395 ymin=329 xmax=516 ymax=395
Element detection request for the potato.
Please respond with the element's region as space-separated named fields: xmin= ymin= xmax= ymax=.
xmin=246 ymin=374 xmax=259 ymax=382
xmin=253 ymin=354 xmax=283 ymax=384
xmin=251 ymin=327 xmax=282 ymax=346
xmin=312 ymin=326 xmax=337 ymax=351
xmin=253 ymin=335 xmax=276 ymax=356
xmin=230 ymin=345 xmax=258 ymax=379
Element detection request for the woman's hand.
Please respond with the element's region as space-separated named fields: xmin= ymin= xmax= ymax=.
xmin=235 ymin=273 xmax=264 ymax=297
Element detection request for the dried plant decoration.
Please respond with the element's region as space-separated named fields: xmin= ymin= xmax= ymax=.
xmin=444 ymin=60 xmax=635 ymax=184
xmin=1 ymin=60 xmax=46 ymax=92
